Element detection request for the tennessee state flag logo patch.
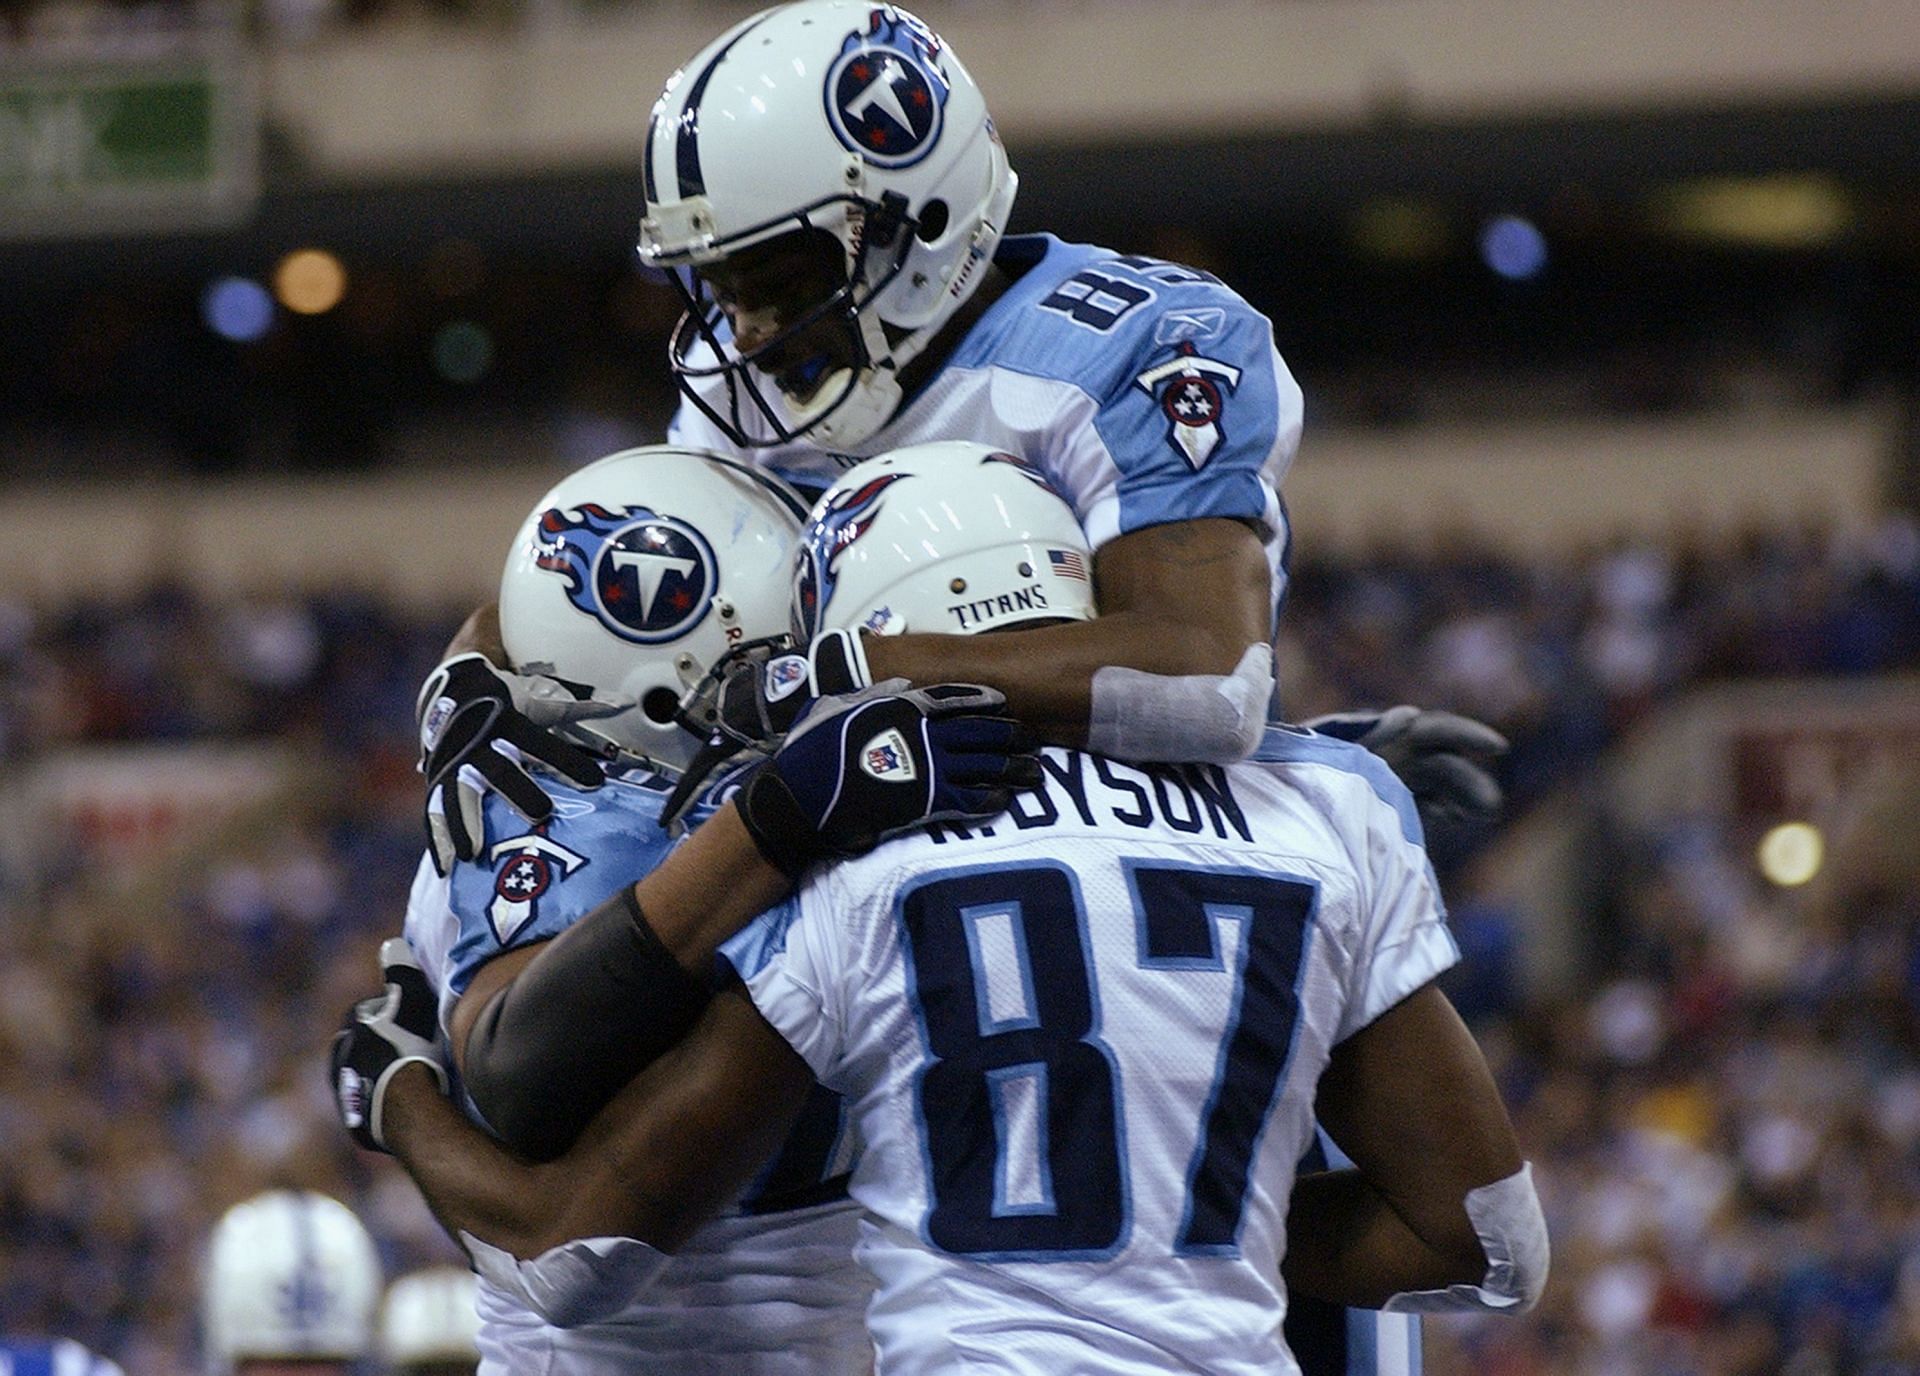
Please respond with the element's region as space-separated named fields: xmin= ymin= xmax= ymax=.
xmin=1135 ymin=342 xmax=1243 ymax=470
xmin=487 ymin=832 xmax=588 ymax=944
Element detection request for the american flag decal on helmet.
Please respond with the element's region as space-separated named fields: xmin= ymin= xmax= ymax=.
xmin=1047 ymin=548 xmax=1089 ymax=581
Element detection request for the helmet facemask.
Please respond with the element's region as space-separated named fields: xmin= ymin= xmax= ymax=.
xmin=660 ymin=191 xmax=921 ymax=449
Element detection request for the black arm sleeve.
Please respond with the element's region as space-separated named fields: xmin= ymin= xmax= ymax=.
xmin=460 ymin=886 xmax=712 ymax=1161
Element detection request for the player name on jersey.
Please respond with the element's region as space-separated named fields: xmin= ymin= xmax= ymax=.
xmin=927 ymin=748 xmax=1251 ymax=845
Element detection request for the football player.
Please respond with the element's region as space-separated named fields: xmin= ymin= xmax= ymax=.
xmin=201 ymin=1190 xmax=381 ymax=1376
xmin=353 ymin=444 xmax=1036 ymax=1373
xmin=342 ymin=448 xmax=1546 ymax=1374
xmin=411 ymin=0 xmax=1506 ymax=899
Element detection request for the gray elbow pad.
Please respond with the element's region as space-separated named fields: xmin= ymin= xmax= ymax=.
xmin=1086 ymin=644 xmax=1273 ymax=764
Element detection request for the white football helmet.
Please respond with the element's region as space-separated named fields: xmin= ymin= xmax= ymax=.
xmin=201 ymin=1190 xmax=381 ymax=1374
xmin=796 ymin=440 xmax=1096 ymax=640
xmin=638 ymin=0 xmax=1018 ymax=449
xmin=498 ymin=446 xmax=807 ymax=773
xmin=379 ymin=1265 xmax=480 ymax=1371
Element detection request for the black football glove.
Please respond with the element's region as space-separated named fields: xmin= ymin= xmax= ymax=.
xmin=416 ymin=652 xmax=621 ymax=874
xmin=737 ymin=682 xmax=1042 ymax=879
xmin=330 ymin=938 xmax=449 ymax=1153
xmin=660 ymin=628 xmax=874 ymax=831
xmin=1306 ymin=705 xmax=1509 ymax=839
xmin=710 ymin=628 xmax=871 ymax=751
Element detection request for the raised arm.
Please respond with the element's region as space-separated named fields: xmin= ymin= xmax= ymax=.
xmin=1282 ymin=983 xmax=1547 ymax=1313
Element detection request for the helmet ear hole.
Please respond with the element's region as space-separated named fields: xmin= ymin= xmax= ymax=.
xmin=916 ymin=199 xmax=949 ymax=242
xmin=642 ymin=687 xmax=683 ymax=725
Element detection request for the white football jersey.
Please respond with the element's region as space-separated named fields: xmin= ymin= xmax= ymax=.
xmin=669 ymin=233 xmax=1303 ymax=604
xmin=723 ymin=728 xmax=1459 ymax=1375
xmin=403 ymin=765 xmax=873 ymax=1376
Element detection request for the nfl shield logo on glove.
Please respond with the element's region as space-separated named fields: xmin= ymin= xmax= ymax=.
xmin=861 ymin=728 xmax=918 ymax=782
xmin=767 ymin=655 xmax=811 ymax=702
xmin=336 ymin=1066 xmax=369 ymax=1130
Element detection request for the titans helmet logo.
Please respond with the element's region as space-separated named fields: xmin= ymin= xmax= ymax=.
xmin=824 ymin=8 xmax=951 ymax=168
xmin=794 ymin=471 xmax=908 ymax=638
xmin=532 ymin=502 xmax=717 ymax=645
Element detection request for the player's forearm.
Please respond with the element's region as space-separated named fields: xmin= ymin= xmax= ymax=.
xmin=862 ymin=517 xmax=1275 ymax=756
xmin=383 ymin=1061 xmax=563 ymax=1258
xmin=385 ymin=1047 xmax=733 ymax=1260
xmin=1282 ymin=1168 xmax=1489 ymax=1308
xmin=861 ymin=611 xmax=1223 ymax=743
xmin=633 ymin=802 xmax=791 ymax=965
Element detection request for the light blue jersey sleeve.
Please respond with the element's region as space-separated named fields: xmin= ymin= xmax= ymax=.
xmin=441 ymin=770 xmax=685 ymax=999
xmin=947 ymin=235 xmax=1300 ymax=567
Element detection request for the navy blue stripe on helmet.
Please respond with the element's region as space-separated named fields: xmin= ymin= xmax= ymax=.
xmin=675 ymin=12 xmax=776 ymax=200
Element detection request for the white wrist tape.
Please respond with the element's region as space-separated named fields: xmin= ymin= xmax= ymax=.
xmin=1086 ymin=643 xmax=1273 ymax=763
xmin=461 ymin=1231 xmax=672 ymax=1328
xmin=1383 ymin=1162 xmax=1549 ymax=1314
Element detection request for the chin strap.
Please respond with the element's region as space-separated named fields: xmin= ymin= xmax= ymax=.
xmin=797 ymin=361 xmax=901 ymax=448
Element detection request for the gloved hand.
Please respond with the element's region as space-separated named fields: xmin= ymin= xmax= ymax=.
xmin=417 ymin=652 xmax=621 ymax=874
xmin=659 ymin=628 xmax=875 ymax=831
xmin=1306 ymin=706 xmax=1509 ymax=839
xmin=330 ymin=939 xmax=448 ymax=1154
xmin=710 ymin=628 xmax=871 ymax=752
xmin=737 ymin=681 xmax=1042 ymax=879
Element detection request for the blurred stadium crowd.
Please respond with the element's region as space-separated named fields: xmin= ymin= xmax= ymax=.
xmin=4 ymin=0 xmax=1917 ymax=1366
xmin=1 ymin=504 xmax=1916 ymax=1372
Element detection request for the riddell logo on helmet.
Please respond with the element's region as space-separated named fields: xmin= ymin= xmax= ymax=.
xmin=947 ymin=237 xmax=991 ymax=297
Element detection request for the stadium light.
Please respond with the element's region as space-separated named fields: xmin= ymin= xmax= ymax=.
xmin=432 ymin=321 xmax=494 ymax=384
xmin=1479 ymin=215 xmax=1548 ymax=281
xmin=1756 ymin=821 xmax=1824 ymax=888
xmin=274 ymin=248 xmax=349 ymax=315
xmin=201 ymin=276 xmax=275 ymax=343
